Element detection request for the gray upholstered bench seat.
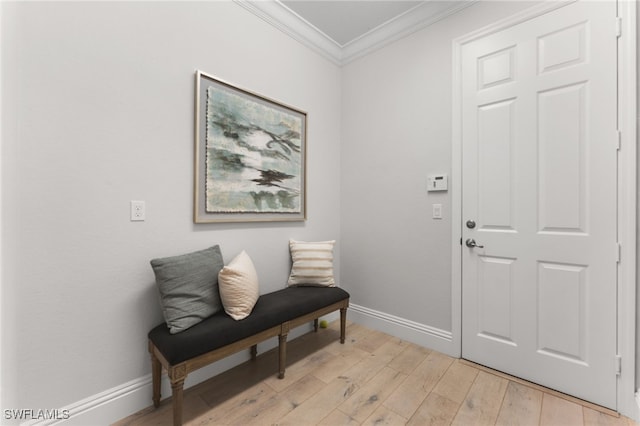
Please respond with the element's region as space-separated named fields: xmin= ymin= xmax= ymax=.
xmin=148 ymin=286 xmax=349 ymax=426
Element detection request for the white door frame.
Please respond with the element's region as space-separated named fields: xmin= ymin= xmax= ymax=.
xmin=451 ymin=0 xmax=637 ymax=418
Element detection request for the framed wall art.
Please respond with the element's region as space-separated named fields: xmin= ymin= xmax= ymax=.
xmin=194 ymin=70 xmax=307 ymax=223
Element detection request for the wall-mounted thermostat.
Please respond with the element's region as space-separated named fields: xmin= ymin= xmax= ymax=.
xmin=427 ymin=174 xmax=448 ymax=192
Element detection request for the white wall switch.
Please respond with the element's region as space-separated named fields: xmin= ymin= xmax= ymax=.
xmin=130 ymin=200 xmax=145 ymax=221
xmin=427 ymin=174 xmax=448 ymax=191
xmin=433 ymin=203 xmax=442 ymax=219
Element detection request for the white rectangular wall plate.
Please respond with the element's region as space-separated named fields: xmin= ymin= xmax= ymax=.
xmin=433 ymin=204 xmax=442 ymax=219
xmin=427 ymin=174 xmax=448 ymax=191
xmin=130 ymin=200 xmax=145 ymax=221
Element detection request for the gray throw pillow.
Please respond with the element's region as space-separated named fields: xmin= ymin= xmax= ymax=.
xmin=150 ymin=245 xmax=224 ymax=334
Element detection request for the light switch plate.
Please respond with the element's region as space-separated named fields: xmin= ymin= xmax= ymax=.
xmin=433 ymin=204 xmax=442 ymax=219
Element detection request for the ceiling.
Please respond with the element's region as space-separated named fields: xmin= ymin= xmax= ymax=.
xmin=236 ymin=0 xmax=476 ymax=65
xmin=281 ymin=1 xmax=425 ymax=46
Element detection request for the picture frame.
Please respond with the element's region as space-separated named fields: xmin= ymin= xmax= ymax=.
xmin=194 ymin=70 xmax=307 ymax=223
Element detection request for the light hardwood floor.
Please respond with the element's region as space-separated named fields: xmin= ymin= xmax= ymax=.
xmin=115 ymin=321 xmax=639 ymax=426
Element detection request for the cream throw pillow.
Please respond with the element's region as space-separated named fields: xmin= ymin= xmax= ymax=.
xmin=287 ymin=240 xmax=336 ymax=287
xmin=218 ymin=250 xmax=259 ymax=320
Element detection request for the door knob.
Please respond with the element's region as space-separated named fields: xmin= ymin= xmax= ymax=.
xmin=465 ymin=238 xmax=484 ymax=248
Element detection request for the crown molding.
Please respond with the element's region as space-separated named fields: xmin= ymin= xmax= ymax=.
xmin=235 ymin=0 xmax=477 ymax=66
xmin=342 ymin=0 xmax=477 ymax=64
xmin=234 ymin=0 xmax=344 ymax=65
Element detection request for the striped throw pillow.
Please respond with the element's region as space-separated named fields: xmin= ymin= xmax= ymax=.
xmin=287 ymin=240 xmax=336 ymax=287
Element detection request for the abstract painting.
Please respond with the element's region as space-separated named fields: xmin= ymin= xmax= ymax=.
xmin=194 ymin=71 xmax=306 ymax=223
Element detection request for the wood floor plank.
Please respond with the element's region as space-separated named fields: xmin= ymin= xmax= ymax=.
xmin=228 ymin=374 xmax=325 ymax=425
xmin=451 ymin=370 xmax=509 ymax=426
xmin=583 ymin=407 xmax=629 ymax=426
xmin=189 ymin=351 xmax=279 ymax=406
xmin=406 ymin=392 xmax=460 ymax=426
xmin=181 ymin=396 xmax=219 ymax=426
xmin=290 ymin=332 xmax=341 ymax=356
xmin=383 ymin=350 xmax=454 ymax=419
xmin=318 ymin=409 xmax=359 ymax=426
xmin=372 ymin=337 xmax=410 ymax=359
xmin=540 ymin=393 xmax=584 ymax=426
xmin=338 ymin=366 xmax=407 ymax=422
xmin=277 ymin=375 xmax=359 ymax=425
xmin=361 ymin=405 xmax=408 ymax=426
xmin=114 ymin=394 xmax=211 ymax=426
xmin=324 ymin=336 xmax=359 ymax=356
xmin=312 ymin=346 xmax=370 ymax=384
xmin=351 ymin=327 xmax=393 ymax=353
xmin=431 ymin=359 xmax=480 ymax=405
xmin=387 ymin=342 xmax=431 ymax=375
xmin=264 ymin=348 xmax=334 ymax=392
xmin=341 ymin=323 xmax=370 ymax=343
xmin=336 ymin=351 xmax=392 ymax=388
xmin=495 ymin=381 xmax=543 ymax=426
xmin=193 ymin=383 xmax=275 ymax=425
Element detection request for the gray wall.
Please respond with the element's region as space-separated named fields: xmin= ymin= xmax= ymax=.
xmin=1 ymin=1 xmax=341 ymax=414
xmin=340 ymin=1 xmax=535 ymax=334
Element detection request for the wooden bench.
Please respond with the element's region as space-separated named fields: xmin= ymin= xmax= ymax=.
xmin=148 ymin=286 xmax=350 ymax=425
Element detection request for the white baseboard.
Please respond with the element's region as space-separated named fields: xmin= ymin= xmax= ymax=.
xmin=19 ymin=306 xmax=450 ymax=425
xmin=347 ymin=303 xmax=457 ymax=357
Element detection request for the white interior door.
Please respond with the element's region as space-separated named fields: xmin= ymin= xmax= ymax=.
xmin=461 ymin=1 xmax=618 ymax=409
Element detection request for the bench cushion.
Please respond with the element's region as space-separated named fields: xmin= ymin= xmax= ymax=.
xmin=149 ymin=286 xmax=349 ymax=365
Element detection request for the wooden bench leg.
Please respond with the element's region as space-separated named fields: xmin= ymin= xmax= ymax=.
xmin=278 ymin=333 xmax=288 ymax=379
xmin=169 ymin=365 xmax=187 ymax=426
xmin=150 ymin=350 xmax=162 ymax=408
xmin=170 ymin=378 xmax=185 ymax=426
xmin=250 ymin=344 xmax=258 ymax=360
xmin=340 ymin=307 xmax=347 ymax=344
xmin=314 ymin=318 xmax=319 ymax=332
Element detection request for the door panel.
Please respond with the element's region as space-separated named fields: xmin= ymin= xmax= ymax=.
xmin=537 ymin=261 xmax=587 ymax=363
xmin=538 ymin=22 xmax=587 ymax=73
xmin=538 ymin=83 xmax=587 ymax=233
xmin=477 ymin=255 xmax=515 ymax=344
xmin=461 ymin=0 xmax=617 ymax=409
xmin=478 ymin=100 xmax=516 ymax=230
